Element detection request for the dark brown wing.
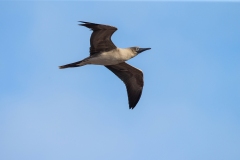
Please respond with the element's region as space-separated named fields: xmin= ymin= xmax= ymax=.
xmin=79 ymin=21 xmax=117 ymax=55
xmin=105 ymin=62 xmax=144 ymax=109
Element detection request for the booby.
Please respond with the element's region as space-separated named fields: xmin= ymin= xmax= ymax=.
xmin=59 ymin=21 xmax=151 ymax=109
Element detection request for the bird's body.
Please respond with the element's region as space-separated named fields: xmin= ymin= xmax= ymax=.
xmin=59 ymin=21 xmax=151 ymax=109
xmin=60 ymin=48 xmax=136 ymax=68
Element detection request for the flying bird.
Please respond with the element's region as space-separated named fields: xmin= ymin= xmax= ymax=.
xmin=59 ymin=21 xmax=151 ymax=109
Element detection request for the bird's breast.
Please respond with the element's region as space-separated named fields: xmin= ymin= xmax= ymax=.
xmin=87 ymin=49 xmax=134 ymax=65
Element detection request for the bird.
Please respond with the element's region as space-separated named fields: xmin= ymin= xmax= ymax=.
xmin=59 ymin=21 xmax=151 ymax=109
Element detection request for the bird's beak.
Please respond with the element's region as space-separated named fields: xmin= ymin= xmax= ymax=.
xmin=137 ymin=48 xmax=151 ymax=54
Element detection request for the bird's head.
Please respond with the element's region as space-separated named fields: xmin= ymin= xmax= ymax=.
xmin=131 ymin=47 xmax=151 ymax=55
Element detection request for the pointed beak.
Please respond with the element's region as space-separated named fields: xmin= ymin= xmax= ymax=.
xmin=137 ymin=48 xmax=151 ymax=54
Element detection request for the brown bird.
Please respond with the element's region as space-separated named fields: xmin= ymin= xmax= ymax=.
xmin=59 ymin=21 xmax=151 ymax=109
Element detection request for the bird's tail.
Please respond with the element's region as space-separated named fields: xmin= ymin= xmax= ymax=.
xmin=59 ymin=60 xmax=84 ymax=69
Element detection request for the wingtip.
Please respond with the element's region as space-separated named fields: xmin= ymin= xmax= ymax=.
xmin=78 ymin=21 xmax=97 ymax=28
xmin=78 ymin=21 xmax=87 ymax=23
xmin=78 ymin=21 xmax=86 ymax=26
xmin=78 ymin=21 xmax=95 ymax=24
xmin=78 ymin=21 xmax=88 ymax=26
xmin=129 ymin=105 xmax=135 ymax=110
xmin=78 ymin=21 xmax=117 ymax=30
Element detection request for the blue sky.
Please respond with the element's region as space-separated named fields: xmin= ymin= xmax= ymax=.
xmin=1 ymin=2 xmax=240 ymax=160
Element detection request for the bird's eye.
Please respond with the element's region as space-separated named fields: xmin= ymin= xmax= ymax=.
xmin=136 ymin=47 xmax=139 ymax=51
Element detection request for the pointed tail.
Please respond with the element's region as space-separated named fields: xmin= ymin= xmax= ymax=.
xmin=59 ymin=60 xmax=83 ymax=69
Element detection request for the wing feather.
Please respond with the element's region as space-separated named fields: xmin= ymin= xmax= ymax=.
xmin=105 ymin=62 xmax=144 ymax=109
xmin=79 ymin=21 xmax=117 ymax=55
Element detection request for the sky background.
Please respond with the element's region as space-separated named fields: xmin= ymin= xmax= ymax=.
xmin=1 ymin=1 xmax=240 ymax=160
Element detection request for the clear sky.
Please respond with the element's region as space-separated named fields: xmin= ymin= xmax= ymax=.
xmin=1 ymin=1 xmax=240 ymax=160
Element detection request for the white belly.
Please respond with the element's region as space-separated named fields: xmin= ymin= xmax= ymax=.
xmin=84 ymin=48 xmax=134 ymax=65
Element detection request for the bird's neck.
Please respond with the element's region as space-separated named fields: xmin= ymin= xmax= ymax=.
xmin=117 ymin=48 xmax=136 ymax=58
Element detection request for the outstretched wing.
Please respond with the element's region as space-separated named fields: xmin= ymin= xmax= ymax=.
xmin=105 ymin=62 xmax=144 ymax=109
xmin=79 ymin=21 xmax=118 ymax=55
